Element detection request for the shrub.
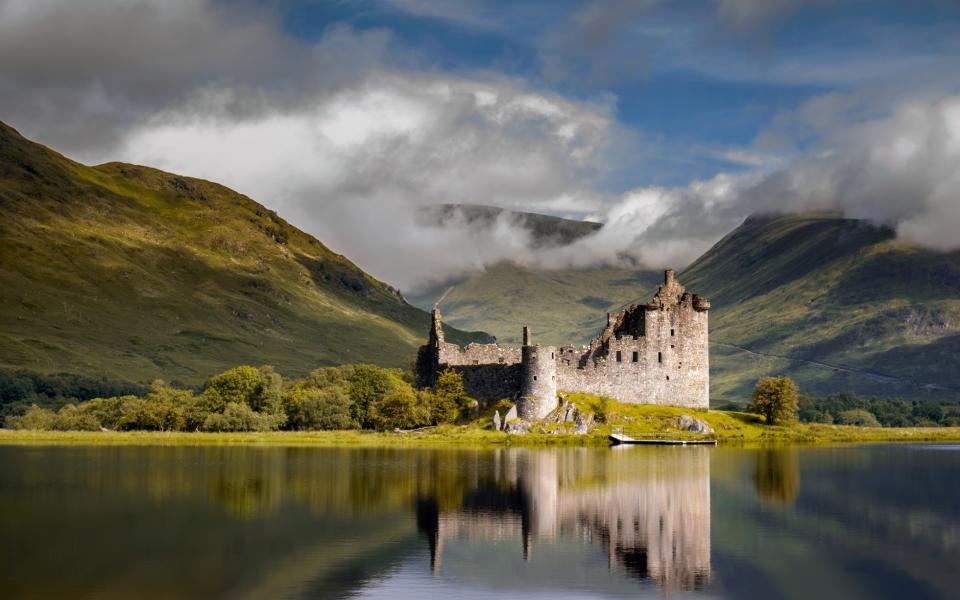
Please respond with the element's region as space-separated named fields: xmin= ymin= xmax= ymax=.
xmin=434 ymin=369 xmax=472 ymax=419
xmin=202 ymin=402 xmax=284 ymax=432
xmin=50 ymin=404 xmax=101 ymax=431
xmin=72 ymin=396 xmax=134 ymax=430
xmin=369 ymin=387 xmax=429 ymax=431
xmin=836 ymin=409 xmax=881 ymax=427
xmin=282 ymin=386 xmax=357 ymax=430
xmin=347 ymin=364 xmax=406 ymax=428
xmin=201 ymin=366 xmax=283 ymax=416
xmin=749 ymin=376 xmax=800 ymax=425
xmin=422 ymin=389 xmax=457 ymax=425
xmin=5 ymin=404 xmax=57 ymax=430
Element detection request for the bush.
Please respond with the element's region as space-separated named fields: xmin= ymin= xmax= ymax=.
xmin=282 ymin=386 xmax=357 ymax=430
xmin=5 ymin=404 xmax=58 ymax=430
xmin=422 ymin=389 xmax=457 ymax=425
xmin=749 ymin=376 xmax=799 ymax=425
xmin=434 ymin=369 xmax=472 ymax=419
xmin=201 ymin=366 xmax=283 ymax=416
xmin=836 ymin=409 xmax=881 ymax=427
xmin=369 ymin=387 xmax=429 ymax=431
xmin=347 ymin=364 xmax=406 ymax=428
xmin=202 ymin=402 xmax=284 ymax=432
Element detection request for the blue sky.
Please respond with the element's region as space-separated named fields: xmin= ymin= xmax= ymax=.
xmin=1 ymin=0 xmax=958 ymax=287
xmin=271 ymin=0 xmax=960 ymax=185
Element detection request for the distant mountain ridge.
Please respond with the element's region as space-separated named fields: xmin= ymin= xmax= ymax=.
xmin=412 ymin=205 xmax=960 ymax=403
xmin=0 ymin=121 xmax=489 ymax=385
xmin=422 ymin=203 xmax=602 ymax=247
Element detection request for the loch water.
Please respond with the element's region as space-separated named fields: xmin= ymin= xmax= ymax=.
xmin=1 ymin=443 xmax=958 ymax=599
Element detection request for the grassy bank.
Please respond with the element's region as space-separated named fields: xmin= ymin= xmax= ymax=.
xmin=3 ymin=403 xmax=960 ymax=448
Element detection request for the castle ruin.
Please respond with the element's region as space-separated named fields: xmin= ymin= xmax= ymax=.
xmin=416 ymin=269 xmax=710 ymax=417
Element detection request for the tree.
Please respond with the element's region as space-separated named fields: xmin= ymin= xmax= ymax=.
xmin=837 ymin=409 xmax=881 ymax=427
xmin=422 ymin=389 xmax=457 ymax=425
xmin=202 ymin=402 xmax=284 ymax=432
xmin=749 ymin=376 xmax=799 ymax=425
xmin=434 ymin=369 xmax=471 ymax=419
xmin=369 ymin=387 xmax=429 ymax=431
xmin=282 ymin=386 xmax=357 ymax=430
xmin=201 ymin=366 xmax=283 ymax=414
xmin=347 ymin=364 xmax=405 ymax=428
xmin=4 ymin=404 xmax=57 ymax=430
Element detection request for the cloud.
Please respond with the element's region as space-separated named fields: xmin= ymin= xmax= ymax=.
xmin=0 ymin=0 xmax=391 ymax=155
xmin=2 ymin=0 xmax=959 ymax=295
xmin=555 ymin=94 xmax=960 ymax=270
xmin=115 ymin=72 xmax=619 ymax=289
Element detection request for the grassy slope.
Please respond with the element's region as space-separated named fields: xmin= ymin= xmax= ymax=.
xmin=407 ymin=263 xmax=662 ymax=345
xmin=681 ymin=213 xmax=960 ymax=402
xmin=0 ymin=121 xmax=487 ymax=385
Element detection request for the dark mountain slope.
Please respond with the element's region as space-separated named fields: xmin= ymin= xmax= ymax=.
xmin=0 ymin=121 xmax=488 ymax=385
xmin=682 ymin=213 xmax=960 ymax=401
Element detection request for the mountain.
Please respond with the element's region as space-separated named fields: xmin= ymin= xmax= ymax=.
xmin=407 ymin=263 xmax=662 ymax=345
xmin=422 ymin=204 xmax=602 ymax=248
xmin=411 ymin=206 xmax=960 ymax=403
xmin=408 ymin=205 xmax=659 ymax=345
xmin=682 ymin=213 xmax=960 ymax=402
xmin=0 ymin=121 xmax=489 ymax=385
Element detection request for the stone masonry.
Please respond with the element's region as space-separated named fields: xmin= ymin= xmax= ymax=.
xmin=415 ymin=269 xmax=710 ymax=418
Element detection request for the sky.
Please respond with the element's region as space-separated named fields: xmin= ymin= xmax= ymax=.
xmin=1 ymin=0 xmax=959 ymax=290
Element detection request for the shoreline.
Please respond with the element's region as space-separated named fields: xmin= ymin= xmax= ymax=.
xmin=2 ymin=423 xmax=960 ymax=449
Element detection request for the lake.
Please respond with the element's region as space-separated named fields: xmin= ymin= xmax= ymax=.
xmin=1 ymin=443 xmax=958 ymax=599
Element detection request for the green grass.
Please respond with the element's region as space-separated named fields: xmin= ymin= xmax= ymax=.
xmin=0 ymin=121 xmax=488 ymax=386
xmin=4 ymin=394 xmax=959 ymax=448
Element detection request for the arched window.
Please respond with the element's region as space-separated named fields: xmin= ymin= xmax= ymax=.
xmin=658 ymin=351 xmax=662 ymax=363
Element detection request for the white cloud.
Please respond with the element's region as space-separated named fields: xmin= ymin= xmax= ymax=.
xmin=115 ymin=72 xmax=618 ymax=288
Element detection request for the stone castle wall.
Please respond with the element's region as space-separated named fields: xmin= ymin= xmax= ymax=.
xmin=416 ymin=270 xmax=710 ymax=410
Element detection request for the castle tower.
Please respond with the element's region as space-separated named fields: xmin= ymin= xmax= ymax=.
xmin=518 ymin=325 xmax=558 ymax=421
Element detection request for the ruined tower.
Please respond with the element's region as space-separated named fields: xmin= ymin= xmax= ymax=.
xmin=518 ymin=326 xmax=558 ymax=420
xmin=415 ymin=269 xmax=710 ymax=414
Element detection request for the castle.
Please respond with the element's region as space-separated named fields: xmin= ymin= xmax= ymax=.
xmin=416 ymin=269 xmax=710 ymax=418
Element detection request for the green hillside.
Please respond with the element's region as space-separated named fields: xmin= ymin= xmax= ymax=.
xmin=407 ymin=263 xmax=662 ymax=346
xmin=682 ymin=213 xmax=960 ymax=402
xmin=0 ymin=121 xmax=488 ymax=386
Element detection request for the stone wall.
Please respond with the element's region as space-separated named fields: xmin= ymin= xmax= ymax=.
xmin=415 ymin=270 xmax=710 ymax=411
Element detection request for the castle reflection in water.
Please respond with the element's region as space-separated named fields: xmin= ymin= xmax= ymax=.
xmin=416 ymin=447 xmax=711 ymax=593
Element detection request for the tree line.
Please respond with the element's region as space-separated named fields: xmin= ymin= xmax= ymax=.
xmin=3 ymin=365 xmax=474 ymax=432
xmin=736 ymin=376 xmax=960 ymax=427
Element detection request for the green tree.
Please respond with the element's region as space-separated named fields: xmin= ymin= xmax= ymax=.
xmin=421 ymin=389 xmax=457 ymax=425
xmin=347 ymin=364 xmax=405 ymax=428
xmin=302 ymin=365 xmax=354 ymax=390
xmin=837 ymin=409 xmax=881 ymax=427
xmin=369 ymin=387 xmax=429 ymax=431
xmin=749 ymin=376 xmax=800 ymax=425
xmin=434 ymin=369 xmax=471 ymax=419
xmin=51 ymin=404 xmax=101 ymax=431
xmin=282 ymin=386 xmax=357 ymax=430
xmin=4 ymin=404 xmax=57 ymax=430
xmin=202 ymin=402 xmax=284 ymax=432
xmin=201 ymin=366 xmax=282 ymax=414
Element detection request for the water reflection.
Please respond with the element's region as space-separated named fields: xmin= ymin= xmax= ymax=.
xmin=2 ymin=444 xmax=959 ymax=599
xmin=417 ymin=447 xmax=711 ymax=593
xmin=753 ymin=447 xmax=801 ymax=506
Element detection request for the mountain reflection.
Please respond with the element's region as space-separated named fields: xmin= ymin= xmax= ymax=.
xmin=417 ymin=447 xmax=712 ymax=593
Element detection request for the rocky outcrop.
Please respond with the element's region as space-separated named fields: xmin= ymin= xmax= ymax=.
xmin=678 ymin=414 xmax=713 ymax=434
